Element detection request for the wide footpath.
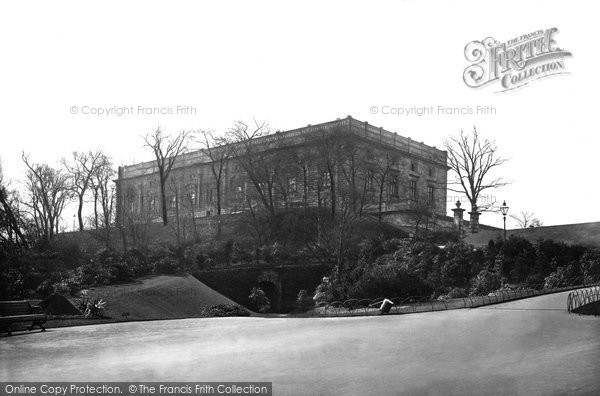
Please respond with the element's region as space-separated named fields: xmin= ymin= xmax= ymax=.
xmin=1 ymin=289 xmax=599 ymax=396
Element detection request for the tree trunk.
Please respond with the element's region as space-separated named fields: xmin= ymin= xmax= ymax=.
xmin=160 ymin=180 xmax=168 ymax=225
xmin=329 ymin=173 xmax=336 ymax=219
xmin=93 ymin=190 xmax=99 ymax=229
xmin=78 ymin=196 xmax=84 ymax=231
xmin=216 ymin=181 xmax=222 ymax=238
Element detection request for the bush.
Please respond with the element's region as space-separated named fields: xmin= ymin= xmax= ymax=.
xmin=313 ymin=278 xmax=332 ymax=304
xmin=296 ymin=289 xmax=313 ymax=310
xmin=447 ymin=287 xmax=468 ymax=298
xmin=153 ymin=256 xmax=180 ymax=274
xmin=249 ymin=287 xmax=270 ymax=312
xmin=470 ymin=269 xmax=502 ymax=296
xmin=543 ymin=265 xmax=579 ymax=288
xmin=77 ymin=291 xmax=108 ymax=318
xmin=580 ymin=251 xmax=600 ymax=282
xmin=201 ymin=303 xmax=250 ymax=317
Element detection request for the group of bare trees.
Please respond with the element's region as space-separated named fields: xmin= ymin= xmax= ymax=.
xmin=0 ymin=150 xmax=116 ymax=249
xmin=133 ymin=121 xmax=415 ymax=250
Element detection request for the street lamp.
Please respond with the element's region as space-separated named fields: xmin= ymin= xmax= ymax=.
xmin=500 ymin=200 xmax=509 ymax=240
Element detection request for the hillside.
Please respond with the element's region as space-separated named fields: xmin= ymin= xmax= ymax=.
xmin=74 ymin=274 xmax=245 ymax=321
xmin=465 ymin=221 xmax=600 ymax=248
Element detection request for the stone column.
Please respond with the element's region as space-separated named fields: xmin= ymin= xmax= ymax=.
xmin=451 ymin=201 xmax=465 ymax=233
xmin=468 ymin=209 xmax=481 ymax=233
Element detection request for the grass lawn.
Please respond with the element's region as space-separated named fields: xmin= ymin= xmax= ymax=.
xmin=10 ymin=274 xmax=249 ymax=331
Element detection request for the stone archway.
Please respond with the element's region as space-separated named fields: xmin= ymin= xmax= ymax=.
xmin=257 ymin=270 xmax=282 ymax=312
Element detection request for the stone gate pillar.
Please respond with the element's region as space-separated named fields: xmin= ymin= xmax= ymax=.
xmin=451 ymin=201 xmax=465 ymax=233
xmin=468 ymin=209 xmax=481 ymax=233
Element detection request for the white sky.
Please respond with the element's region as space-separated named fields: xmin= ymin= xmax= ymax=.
xmin=1 ymin=0 xmax=598 ymax=230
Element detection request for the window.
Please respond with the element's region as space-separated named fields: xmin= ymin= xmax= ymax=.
xmin=149 ymin=195 xmax=156 ymax=211
xmin=190 ymin=192 xmax=196 ymax=205
xmin=322 ymin=172 xmax=331 ymax=187
xmin=411 ymin=162 xmax=417 ymax=172
xmin=428 ymin=186 xmax=435 ymax=204
xmin=409 ymin=180 xmax=417 ymax=200
xmin=428 ymin=168 xmax=434 ymax=177
xmin=366 ymin=170 xmax=374 ymax=189
xmin=206 ymin=189 xmax=213 ymax=203
xmin=170 ymin=195 xmax=177 ymax=209
xmin=288 ymin=177 xmax=297 ymax=193
xmin=389 ymin=174 xmax=399 ymax=197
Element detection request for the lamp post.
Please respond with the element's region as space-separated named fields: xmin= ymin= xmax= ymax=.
xmin=500 ymin=201 xmax=509 ymax=240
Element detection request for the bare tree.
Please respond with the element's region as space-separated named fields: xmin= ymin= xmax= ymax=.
xmin=226 ymin=120 xmax=277 ymax=215
xmin=21 ymin=153 xmax=71 ymax=244
xmin=445 ymin=127 xmax=508 ymax=215
xmin=62 ymin=150 xmax=104 ymax=231
xmin=200 ymin=130 xmax=230 ymax=237
xmin=180 ymin=182 xmax=199 ymax=242
xmin=143 ymin=127 xmax=191 ymax=225
xmin=510 ymin=211 xmax=543 ymax=228
xmin=338 ymin=138 xmax=370 ymax=216
xmin=0 ymin=160 xmax=29 ymax=248
xmin=90 ymin=154 xmax=115 ymax=246
xmin=116 ymin=184 xmax=153 ymax=249
xmin=372 ymin=152 xmax=396 ymax=223
xmin=308 ymin=127 xmax=347 ymax=218
xmin=410 ymin=193 xmax=436 ymax=238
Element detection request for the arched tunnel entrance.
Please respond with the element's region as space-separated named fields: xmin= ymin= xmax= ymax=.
xmin=258 ymin=281 xmax=280 ymax=312
xmin=257 ymin=271 xmax=281 ymax=312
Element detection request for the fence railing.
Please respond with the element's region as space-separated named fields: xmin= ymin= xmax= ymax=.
xmin=567 ymin=286 xmax=600 ymax=313
xmin=311 ymin=276 xmax=600 ymax=317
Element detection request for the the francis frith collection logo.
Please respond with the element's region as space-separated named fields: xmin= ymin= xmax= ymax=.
xmin=463 ymin=28 xmax=572 ymax=92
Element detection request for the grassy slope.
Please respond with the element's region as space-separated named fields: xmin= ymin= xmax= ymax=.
xmin=73 ymin=274 xmax=243 ymax=321
xmin=465 ymin=221 xmax=600 ymax=248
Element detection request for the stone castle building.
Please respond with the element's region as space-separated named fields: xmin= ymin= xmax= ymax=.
xmin=115 ymin=116 xmax=449 ymax=225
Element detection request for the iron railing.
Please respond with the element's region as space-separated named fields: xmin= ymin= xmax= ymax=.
xmin=567 ymin=286 xmax=600 ymax=313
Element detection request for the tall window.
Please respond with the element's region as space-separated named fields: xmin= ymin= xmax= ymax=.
xmin=288 ymin=177 xmax=297 ymax=193
xmin=389 ymin=174 xmax=399 ymax=197
xmin=428 ymin=186 xmax=435 ymax=204
xmin=428 ymin=168 xmax=434 ymax=177
xmin=322 ymin=172 xmax=331 ymax=187
xmin=366 ymin=170 xmax=374 ymax=189
xmin=170 ymin=195 xmax=177 ymax=209
xmin=411 ymin=162 xmax=417 ymax=172
xmin=409 ymin=180 xmax=417 ymax=200
xmin=149 ymin=195 xmax=156 ymax=211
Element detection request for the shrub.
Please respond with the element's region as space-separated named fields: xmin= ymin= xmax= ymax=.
xmin=36 ymin=279 xmax=55 ymax=298
xmin=296 ymin=289 xmax=313 ymax=310
xmin=470 ymin=269 xmax=502 ymax=296
xmin=249 ymin=287 xmax=270 ymax=312
xmin=447 ymin=287 xmax=468 ymax=298
xmin=543 ymin=265 xmax=579 ymax=288
xmin=153 ymin=256 xmax=180 ymax=274
xmin=202 ymin=303 xmax=250 ymax=317
xmin=313 ymin=277 xmax=336 ymax=304
xmin=580 ymin=251 xmax=600 ymax=282
xmin=77 ymin=291 xmax=108 ymax=318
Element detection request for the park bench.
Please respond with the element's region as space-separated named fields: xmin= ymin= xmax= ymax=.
xmin=0 ymin=301 xmax=47 ymax=336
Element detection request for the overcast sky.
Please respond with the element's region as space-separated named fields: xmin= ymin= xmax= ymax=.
xmin=1 ymin=0 xmax=598 ymax=230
